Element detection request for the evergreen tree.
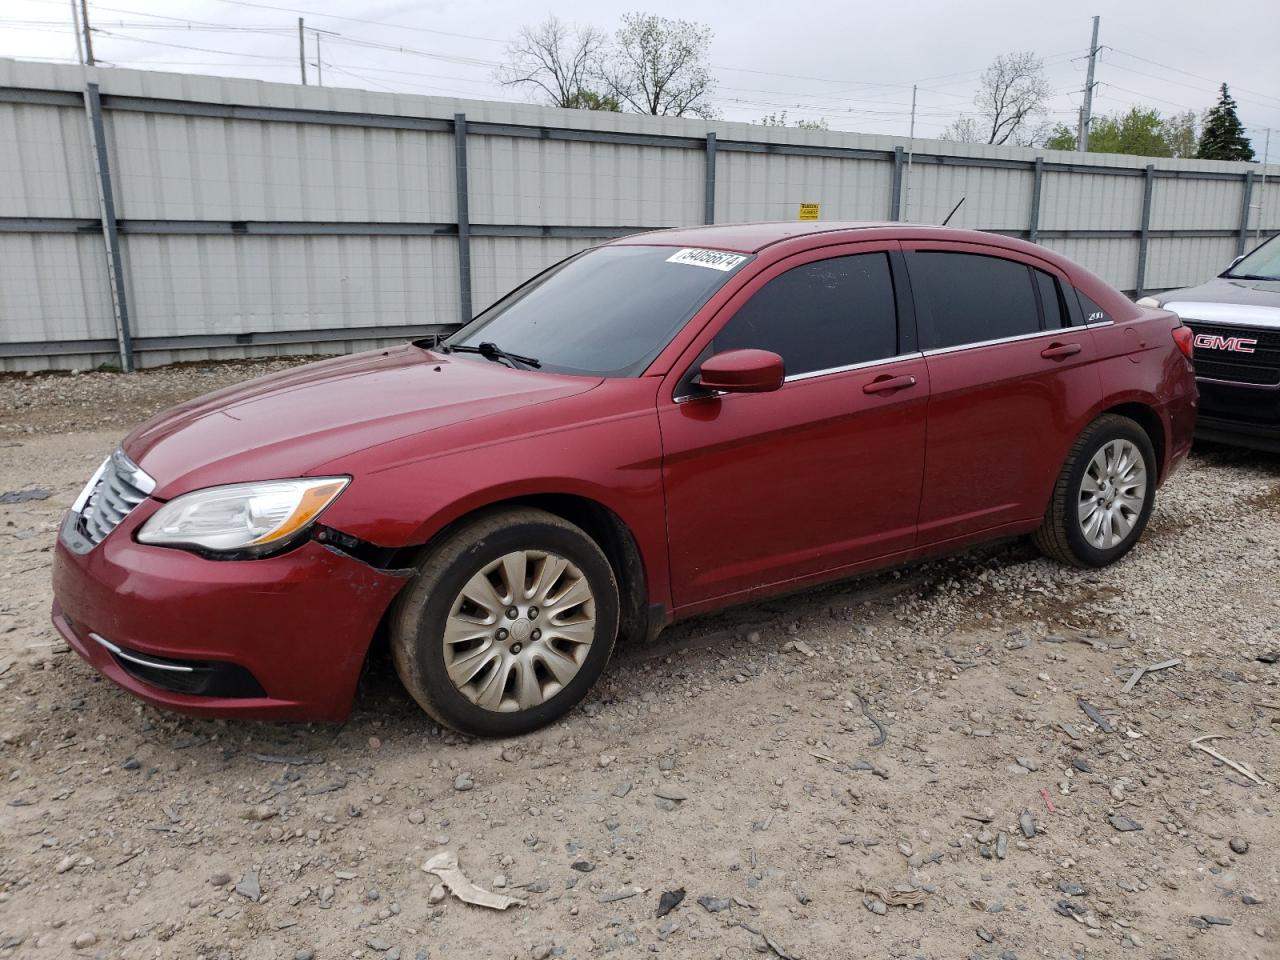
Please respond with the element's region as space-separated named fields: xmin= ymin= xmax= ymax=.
xmin=1196 ymin=84 xmax=1254 ymax=161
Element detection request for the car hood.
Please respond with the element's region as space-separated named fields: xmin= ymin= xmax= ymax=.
xmin=1159 ymin=276 xmax=1280 ymax=329
xmin=123 ymin=345 xmax=603 ymax=498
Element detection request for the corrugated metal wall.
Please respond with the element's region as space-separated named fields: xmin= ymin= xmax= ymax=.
xmin=1 ymin=58 xmax=1277 ymax=371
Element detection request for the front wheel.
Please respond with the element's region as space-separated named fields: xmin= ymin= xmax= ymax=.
xmin=1033 ymin=414 xmax=1157 ymax=568
xmin=389 ymin=507 xmax=619 ymax=737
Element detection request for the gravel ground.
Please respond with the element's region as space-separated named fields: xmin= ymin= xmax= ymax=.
xmin=0 ymin=364 xmax=1277 ymax=960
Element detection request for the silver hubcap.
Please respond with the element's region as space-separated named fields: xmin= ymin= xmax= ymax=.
xmin=1078 ymin=438 xmax=1147 ymax=550
xmin=443 ymin=550 xmax=596 ymax=713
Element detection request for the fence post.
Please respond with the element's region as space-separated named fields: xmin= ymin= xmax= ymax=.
xmin=703 ymin=132 xmax=717 ymax=225
xmin=1028 ymin=157 xmax=1044 ymax=244
xmin=889 ymin=146 xmax=904 ymax=221
xmin=1237 ymin=170 xmax=1255 ymax=257
xmin=83 ymin=82 xmax=134 ymax=372
xmin=453 ymin=112 xmax=473 ymax=326
xmin=1134 ymin=164 xmax=1155 ymax=297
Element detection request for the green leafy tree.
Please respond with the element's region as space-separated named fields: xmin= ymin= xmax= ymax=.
xmin=1044 ymin=123 xmax=1077 ymax=150
xmin=603 ymin=13 xmax=717 ymax=118
xmin=1197 ymin=84 xmax=1254 ymax=160
xmin=1162 ymin=110 xmax=1199 ymax=159
xmin=1044 ymin=108 xmax=1203 ymax=158
xmin=564 ymin=89 xmax=621 ymax=112
xmin=1089 ymin=108 xmax=1171 ymax=157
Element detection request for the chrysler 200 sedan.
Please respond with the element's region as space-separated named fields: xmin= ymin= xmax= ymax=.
xmin=52 ymin=222 xmax=1198 ymax=736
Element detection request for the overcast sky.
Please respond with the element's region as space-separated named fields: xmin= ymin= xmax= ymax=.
xmin=4 ymin=0 xmax=1277 ymax=157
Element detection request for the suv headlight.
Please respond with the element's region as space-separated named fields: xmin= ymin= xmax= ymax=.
xmin=137 ymin=477 xmax=349 ymax=555
xmin=1135 ymin=296 xmax=1162 ymax=308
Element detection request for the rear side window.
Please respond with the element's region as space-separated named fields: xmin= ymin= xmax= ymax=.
xmin=1034 ymin=269 xmax=1067 ymax=329
xmin=713 ymin=253 xmax=898 ymax=377
xmin=908 ymin=252 xmax=1040 ymax=349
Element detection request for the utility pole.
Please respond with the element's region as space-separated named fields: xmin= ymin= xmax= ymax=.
xmin=69 ymin=0 xmax=84 ymax=64
xmin=315 ymin=31 xmax=323 ymax=86
xmin=1078 ymin=15 xmax=1100 ymax=152
xmin=298 ymin=17 xmax=307 ymax=84
xmin=1257 ymin=127 xmax=1272 ymax=243
xmin=904 ymin=84 xmax=917 ymax=222
xmin=79 ymin=0 xmax=95 ymax=66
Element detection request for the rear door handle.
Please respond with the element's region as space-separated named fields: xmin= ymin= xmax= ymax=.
xmin=863 ymin=374 xmax=918 ymax=394
xmin=1041 ymin=342 xmax=1083 ymax=360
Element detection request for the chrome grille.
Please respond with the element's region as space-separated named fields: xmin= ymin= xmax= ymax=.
xmin=75 ymin=449 xmax=156 ymax=547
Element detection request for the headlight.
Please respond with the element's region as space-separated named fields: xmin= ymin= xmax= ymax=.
xmin=137 ymin=477 xmax=349 ymax=555
xmin=1135 ymin=296 xmax=1162 ymax=308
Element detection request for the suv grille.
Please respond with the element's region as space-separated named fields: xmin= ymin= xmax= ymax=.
xmin=1184 ymin=321 xmax=1280 ymax=387
xmin=76 ymin=449 xmax=156 ymax=546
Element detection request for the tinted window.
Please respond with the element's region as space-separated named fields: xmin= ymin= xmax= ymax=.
xmin=1076 ymin=290 xmax=1112 ymax=325
xmin=1034 ymin=269 xmax=1066 ymax=329
xmin=712 ymin=253 xmax=898 ymax=377
xmin=448 ymin=245 xmax=751 ymax=377
xmin=908 ymin=252 xmax=1040 ymax=349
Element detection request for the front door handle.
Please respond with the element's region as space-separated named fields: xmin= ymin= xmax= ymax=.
xmin=863 ymin=374 xmax=918 ymax=395
xmin=1041 ymin=342 xmax=1083 ymax=360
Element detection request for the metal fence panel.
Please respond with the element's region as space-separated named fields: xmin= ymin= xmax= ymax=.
xmin=123 ymin=233 xmax=459 ymax=337
xmin=105 ymin=112 xmax=457 ymax=223
xmin=467 ymin=137 xmax=703 ymax=227
xmin=0 ymin=232 xmax=115 ymax=341
xmin=1040 ymin=170 xmax=1147 ymax=232
xmin=716 ymin=153 xmax=891 ymax=223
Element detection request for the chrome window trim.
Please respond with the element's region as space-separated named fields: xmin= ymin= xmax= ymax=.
xmin=673 ymin=351 xmax=922 ymax=402
xmin=921 ymin=326 xmax=1077 ymax=357
xmin=783 ymin=351 xmax=923 ymax=383
xmin=88 ymin=632 xmax=194 ymax=673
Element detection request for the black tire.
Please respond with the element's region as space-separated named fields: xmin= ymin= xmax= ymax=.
xmin=389 ymin=507 xmax=619 ymax=737
xmin=1033 ymin=414 xmax=1157 ymax=568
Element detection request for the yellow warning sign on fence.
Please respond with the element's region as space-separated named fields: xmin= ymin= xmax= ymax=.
xmin=798 ymin=203 xmax=820 ymax=221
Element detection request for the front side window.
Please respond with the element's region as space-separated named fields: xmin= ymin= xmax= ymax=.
xmin=446 ymin=245 xmax=751 ymax=377
xmin=908 ymin=252 xmax=1041 ymax=350
xmin=712 ymin=252 xmax=899 ymax=378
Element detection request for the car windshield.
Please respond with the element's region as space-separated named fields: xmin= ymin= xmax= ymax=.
xmin=1224 ymin=233 xmax=1280 ymax=281
xmin=443 ymin=244 xmax=752 ymax=376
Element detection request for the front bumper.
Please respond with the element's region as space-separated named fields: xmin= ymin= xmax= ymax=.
xmin=51 ymin=506 xmax=410 ymax=721
xmin=1195 ymin=414 xmax=1280 ymax=453
xmin=1194 ymin=380 xmax=1280 ymax=453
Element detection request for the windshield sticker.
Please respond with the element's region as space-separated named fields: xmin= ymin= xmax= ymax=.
xmin=666 ymin=248 xmax=747 ymax=271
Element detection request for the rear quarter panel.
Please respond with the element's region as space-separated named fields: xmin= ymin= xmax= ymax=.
xmin=1085 ymin=306 xmax=1198 ymax=480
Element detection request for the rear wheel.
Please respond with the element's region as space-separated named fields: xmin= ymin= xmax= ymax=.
xmin=390 ymin=507 xmax=619 ymax=736
xmin=1033 ymin=414 xmax=1157 ymax=568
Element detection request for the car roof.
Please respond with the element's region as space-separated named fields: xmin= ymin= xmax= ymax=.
xmin=609 ymin=221 xmax=1027 ymax=254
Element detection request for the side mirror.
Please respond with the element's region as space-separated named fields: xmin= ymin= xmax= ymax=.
xmin=697 ymin=349 xmax=785 ymax=394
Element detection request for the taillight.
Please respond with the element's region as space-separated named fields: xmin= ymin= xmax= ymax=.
xmin=1172 ymin=325 xmax=1194 ymax=360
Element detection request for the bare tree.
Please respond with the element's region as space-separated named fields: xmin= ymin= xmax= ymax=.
xmin=603 ymin=13 xmax=717 ymax=118
xmin=498 ymin=16 xmax=611 ymax=109
xmin=942 ymin=52 xmax=1050 ymax=146
xmin=759 ymin=110 xmax=829 ymax=130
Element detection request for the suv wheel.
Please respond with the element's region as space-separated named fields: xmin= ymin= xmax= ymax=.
xmin=390 ymin=507 xmax=619 ymax=736
xmin=1034 ymin=414 xmax=1157 ymax=568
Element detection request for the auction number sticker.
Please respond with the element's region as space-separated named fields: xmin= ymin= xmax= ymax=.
xmin=666 ymin=248 xmax=747 ymax=271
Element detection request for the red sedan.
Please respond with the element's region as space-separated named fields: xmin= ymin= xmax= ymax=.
xmin=51 ymin=222 xmax=1198 ymax=736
